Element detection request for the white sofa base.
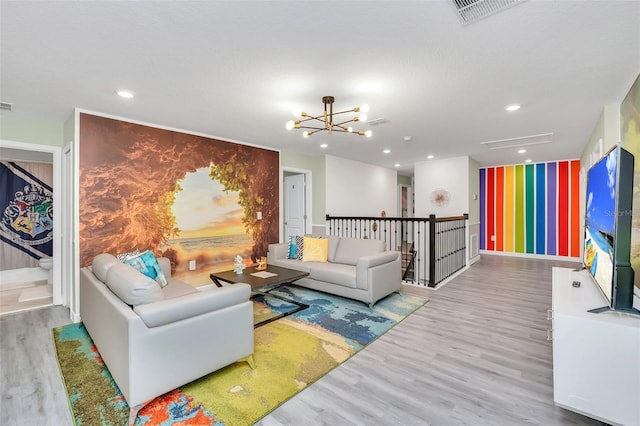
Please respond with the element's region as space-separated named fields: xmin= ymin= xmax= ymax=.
xmin=80 ymin=258 xmax=254 ymax=408
xmin=268 ymin=238 xmax=402 ymax=307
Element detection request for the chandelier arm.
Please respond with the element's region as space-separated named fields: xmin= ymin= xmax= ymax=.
xmin=297 ymin=125 xmax=327 ymax=131
xmin=333 ymin=119 xmax=357 ymax=127
xmin=330 ymin=109 xmax=358 ymax=116
xmin=297 ymin=115 xmax=326 ymax=124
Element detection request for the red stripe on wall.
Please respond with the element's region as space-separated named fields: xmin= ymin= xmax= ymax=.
xmin=570 ymin=160 xmax=581 ymax=257
xmin=487 ymin=168 xmax=495 ymax=251
xmin=558 ymin=161 xmax=569 ymax=256
xmin=496 ymin=167 xmax=504 ymax=251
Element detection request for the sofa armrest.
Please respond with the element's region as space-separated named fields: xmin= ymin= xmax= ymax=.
xmin=267 ymin=243 xmax=289 ymax=262
xmin=357 ymin=251 xmax=400 ymax=269
xmin=133 ymin=283 xmax=251 ymax=327
xmin=157 ymin=257 xmax=172 ymax=278
xmin=356 ymin=251 xmax=400 ymax=290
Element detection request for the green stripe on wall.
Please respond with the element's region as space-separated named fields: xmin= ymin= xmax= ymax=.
xmin=525 ymin=164 xmax=535 ymax=253
xmin=515 ymin=165 xmax=524 ymax=252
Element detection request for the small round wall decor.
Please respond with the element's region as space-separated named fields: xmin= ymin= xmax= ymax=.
xmin=430 ymin=189 xmax=450 ymax=207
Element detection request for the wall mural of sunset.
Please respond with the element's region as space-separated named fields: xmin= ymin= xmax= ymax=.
xmin=79 ymin=113 xmax=279 ymax=285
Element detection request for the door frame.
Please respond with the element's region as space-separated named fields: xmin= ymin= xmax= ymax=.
xmin=0 ymin=139 xmax=63 ymax=306
xmin=281 ymin=167 xmax=312 ymax=242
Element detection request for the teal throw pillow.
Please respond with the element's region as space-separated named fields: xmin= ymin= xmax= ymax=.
xmin=288 ymin=236 xmax=304 ymax=260
xmin=124 ymin=250 xmax=168 ymax=288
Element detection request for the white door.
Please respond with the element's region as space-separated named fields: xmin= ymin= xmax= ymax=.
xmin=284 ymin=173 xmax=306 ymax=240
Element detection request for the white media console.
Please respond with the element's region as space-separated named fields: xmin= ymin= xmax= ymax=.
xmin=551 ymin=267 xmax=640 ymax=426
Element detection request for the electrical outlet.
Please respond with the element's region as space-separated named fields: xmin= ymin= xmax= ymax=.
xmin=257 ymin=211 xmax=262 ymax=220
xmin=189 ymin=260 xmax=196 ymax=270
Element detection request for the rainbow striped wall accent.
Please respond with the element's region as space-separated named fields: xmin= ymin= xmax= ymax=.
xmin=479 ymin=160 xmax=581 ymax=257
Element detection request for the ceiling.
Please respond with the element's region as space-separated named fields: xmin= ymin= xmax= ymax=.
xmin=1 ymin=1 xmax=639 ymax=175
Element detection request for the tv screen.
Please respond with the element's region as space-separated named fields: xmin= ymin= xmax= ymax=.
xmin=583 ymin=145 xmax=635 ymax=312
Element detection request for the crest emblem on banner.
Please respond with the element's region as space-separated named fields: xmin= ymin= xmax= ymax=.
xmin=1 ymin=183 xmax=53 ymax=245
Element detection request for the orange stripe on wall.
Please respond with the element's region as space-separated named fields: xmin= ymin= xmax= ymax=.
xmin=504 ymin=165 xmax=515 ymax=252
xmin=570 ymin=160 xmax=581 ymax=257
xmin=496 ymin=167 xmax=504 ymax=251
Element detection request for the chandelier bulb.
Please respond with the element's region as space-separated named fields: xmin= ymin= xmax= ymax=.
xmin=365 ymin=130 xmax=373 ymax=138
xmin=303 ymin=131 xmax=311 ymax=138
xmin=285 ymin=120 xmax=295 ymax=130
xmin=347 ymin=126 xmax=353 ymax=133
xmin=359 ymin=113 xmax=368 ymax=122
xmin=360 ymin=104 xmax=370 ymax=113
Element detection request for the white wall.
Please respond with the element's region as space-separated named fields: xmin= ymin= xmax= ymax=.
xmin=414 ymin=156 xmax=470 ymax=218
xmin=325 ymin=155 xmax=397 ymax=217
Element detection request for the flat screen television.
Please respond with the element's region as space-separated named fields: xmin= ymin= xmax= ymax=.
xmin=583 ymin=144 xmax=637 ymax=314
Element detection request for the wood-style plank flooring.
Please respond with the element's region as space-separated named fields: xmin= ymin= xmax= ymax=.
xmin=0 ymin=256 xmax=601 ymax=425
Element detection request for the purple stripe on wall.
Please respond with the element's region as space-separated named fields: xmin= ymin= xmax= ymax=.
xmin=546 ymin=162 xmax=557 ymax=255
xmin=479 ymin=168 xmax=486 ymax=250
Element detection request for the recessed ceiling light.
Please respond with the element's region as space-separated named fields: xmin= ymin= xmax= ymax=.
xmin=320 ymin=143 xmax=328 ymax=148
xmin=427 ymin=155 xmax=434 ymax=159
xmin=525 ymin=159 xmax=532 ymax=163
xmin=383 ymin=149 xmax=391 ymax=154
xmin=518 ymin=149 xmax=527 ymax=154
xmin=403 ymin=136 xmax=413 ymax=142
xmin=505 ymin=104 xmax=520 ymax=112
xmin=117 ymin=90 xmax=134 ymax=99
xmin=394 ymin=163 xmax=400 ymax=168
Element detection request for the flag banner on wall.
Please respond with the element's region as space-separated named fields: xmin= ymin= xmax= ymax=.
xmin=479 ymin=160 xmax=581 ymax=257
xmin=0 ymin=161 xmax=53 ymax=259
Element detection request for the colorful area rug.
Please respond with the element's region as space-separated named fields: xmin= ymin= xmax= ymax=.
xmin=53 ymin=286 xmax=427 ymax=425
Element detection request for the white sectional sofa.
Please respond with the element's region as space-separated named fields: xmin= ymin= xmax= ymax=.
xmin=267 ymin=236 xmax=402 ymax=308
xmin=80 ymin=253 xmax=254 ymax=409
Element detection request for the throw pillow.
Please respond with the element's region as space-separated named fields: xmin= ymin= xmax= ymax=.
xmin=116 ymin=249 xmax=140 ymax=262
xmin=288 ymin=236 xmax=298 ymax=259
xmin=124 ymin=250 xmax=168 ymax=287
xmin=288 ymin=235 xmax=304 ymax=260
xmin=295 ymin=235 xmax=304 ymax=260
xmin=302 ymin=236 xmax=329 ymax=262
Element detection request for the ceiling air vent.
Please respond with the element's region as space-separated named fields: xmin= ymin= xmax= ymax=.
xmin=450 ymin=0 xmax=527 ymax=25
xmin=0 ymin=102 xmax=13 ymax=112
xmin=366 ymin=117 xmax=389 ymax=126
xmin=480 ymin=132 xmax=553 ymax=150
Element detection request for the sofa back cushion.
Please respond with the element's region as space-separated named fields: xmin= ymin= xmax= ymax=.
xmin=327 ymin=236 xmax=341 ymax=263
xmin=92 ymin=253 xmax=120 ymax=282
xmin=333 ymin=237 xmax=385 ymax=266
xmin=105 ymin=262 xmax=164 ymax=306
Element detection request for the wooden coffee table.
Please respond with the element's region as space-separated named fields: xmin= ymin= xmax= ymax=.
xmin=210 ymin=265 xmax=310 ymax=328
xmin=209 ymin=264 xmax=309 ymax=289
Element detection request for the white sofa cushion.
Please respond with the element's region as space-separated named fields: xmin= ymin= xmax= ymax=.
xmin=105 ymin=262 xmax=164 ymax=306
xmin=333 ymin=238 xmax=385 ymax=266
xmin=162 ymin=278 xmax=199 ymax=299
xmin=327 ymin=236 xmax=340 ymax=262
xmin=309 ymin=262 xmax=356 ymax=288
xmin=92 ymin=253 xmax=120 ymax=282
xmin=134 ymin=283 xmax=251 ymax=327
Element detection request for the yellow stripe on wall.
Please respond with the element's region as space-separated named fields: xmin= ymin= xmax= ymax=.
xmin=504 ymin=165 xmax=515 ymax=252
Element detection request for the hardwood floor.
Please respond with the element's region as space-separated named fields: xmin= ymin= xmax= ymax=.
xmin=0 ymin=256 xmax=601 ymax=425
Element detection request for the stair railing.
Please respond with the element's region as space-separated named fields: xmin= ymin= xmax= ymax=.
xmin=326 ymin=213 xmax=469 ymax=287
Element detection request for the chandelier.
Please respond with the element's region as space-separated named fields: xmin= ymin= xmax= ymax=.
xmin=286 ymin=96 xmax=372 ymax=138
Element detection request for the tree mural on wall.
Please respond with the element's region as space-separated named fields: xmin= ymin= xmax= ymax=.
xmin=79 ymin=113 xmax=279 ymax=274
